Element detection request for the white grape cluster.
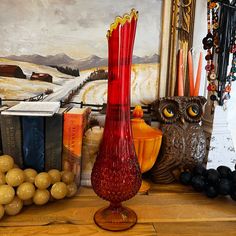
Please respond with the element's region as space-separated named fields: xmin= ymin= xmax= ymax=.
xmin=0 ymin=155 xmax=78 ymax=220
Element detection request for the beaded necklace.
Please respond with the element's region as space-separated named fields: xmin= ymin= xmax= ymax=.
xmin=223 ymin=30 xmax=236 ymax=101
xmin=203 ymin=0 xmax=236 ymax=106
xmin=203 ymin=0 xmax=219 ymax=109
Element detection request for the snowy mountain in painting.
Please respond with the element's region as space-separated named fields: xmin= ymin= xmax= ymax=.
xmin=5 ymin=53 xmax=160 ymax=70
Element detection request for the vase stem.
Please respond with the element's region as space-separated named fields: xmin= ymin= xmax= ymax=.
xmin=110 ymin=202 xmax=122 ymax=209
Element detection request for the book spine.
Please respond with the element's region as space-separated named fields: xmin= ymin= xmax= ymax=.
xmin=0 ymin=115 xmax=24 ymax=168
xmin=45 ymin=113 xmax=63 ymax=171
xmin=62 ymin=113 xmax=84 ymax=186
xmin=22 ymin=116 xmax=44 ymax=172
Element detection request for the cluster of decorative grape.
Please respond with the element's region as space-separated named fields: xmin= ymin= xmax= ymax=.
xmin=180 ymin=164 xmax=236 ymax=200
xmin=0 ymin=155 xmax=78 ymax=220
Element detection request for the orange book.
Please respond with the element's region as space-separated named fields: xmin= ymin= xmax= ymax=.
xmin=62 ymin=107 xmax=90 ymax=186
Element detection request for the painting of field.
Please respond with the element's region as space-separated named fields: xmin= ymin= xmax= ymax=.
xmin=0 ymin=58 xmax=76 ymax=104
xmin=73 ymin=63 xmax=159 ymax=106
xmin=0 ymin=0 xmax=162 ymax=105
xmin=0 ymin=57 xmax=159 ymax=107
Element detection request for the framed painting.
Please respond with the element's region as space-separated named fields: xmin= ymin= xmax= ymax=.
xmin=0 ymin=0 xmax=196 ymax=106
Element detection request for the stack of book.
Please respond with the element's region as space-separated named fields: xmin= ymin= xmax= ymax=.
xmin=0 ymin=102 xmax=90 ymax=186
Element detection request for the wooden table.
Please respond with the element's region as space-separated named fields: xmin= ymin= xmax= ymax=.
xmin=1 ymin=183 xmax=236 ymax=236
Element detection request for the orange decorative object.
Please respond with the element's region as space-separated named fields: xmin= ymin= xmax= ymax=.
xmin=225 ymin=85 xmax=231 ymax=93
xmin=193 ymin=52 xmax=203 ymax=96
xmin=131 ymin=106 xmax=162 ymax=193
xmin=188 ymin=50 xmax=194 ymax=96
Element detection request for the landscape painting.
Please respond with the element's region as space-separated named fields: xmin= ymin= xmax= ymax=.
xmin=0 ymin=0 xmax=163 ymax=106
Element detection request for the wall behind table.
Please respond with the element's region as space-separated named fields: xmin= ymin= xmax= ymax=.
xmin=227 ymin=84 xmax=236 ymax=149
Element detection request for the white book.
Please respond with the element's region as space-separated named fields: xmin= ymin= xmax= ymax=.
xmin=2 ymin=102 xmax=60 ymax=117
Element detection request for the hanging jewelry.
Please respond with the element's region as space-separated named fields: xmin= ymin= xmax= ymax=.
xmin=203 ymin=0 xmax=219 ymax=110
xmin=222 ymin=31 xmax=236 ymax=102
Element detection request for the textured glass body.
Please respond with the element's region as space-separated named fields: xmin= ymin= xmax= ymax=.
xmin=91 ymin=10 xmax=141 ymax=207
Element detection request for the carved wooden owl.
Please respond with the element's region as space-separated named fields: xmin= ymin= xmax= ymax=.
xmin=150 ymin=96 xmax=207 ymax=184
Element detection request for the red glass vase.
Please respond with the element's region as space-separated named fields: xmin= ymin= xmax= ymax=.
xmin=91 ymin=9 xmax=142 ymax=231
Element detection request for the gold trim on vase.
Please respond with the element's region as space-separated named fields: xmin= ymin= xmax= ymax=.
xmin=106 ymin=8 xmax=138 ymax=38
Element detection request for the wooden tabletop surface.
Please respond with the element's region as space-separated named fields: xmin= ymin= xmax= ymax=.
xmin=0 ymin=183 xmax=236 ymax=236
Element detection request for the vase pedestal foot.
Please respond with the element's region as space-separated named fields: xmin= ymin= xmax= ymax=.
xmin=138 ymin=179 xmax=150 ymax=194
xmin=94 ymin=204 xmax=137 ymax=231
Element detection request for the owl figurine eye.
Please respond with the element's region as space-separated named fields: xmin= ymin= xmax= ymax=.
xmin=163 ymin=106 xmax=175 ymax=118
xmin=187 ymin=105 xmax=200 ymax=117
xmin=152 ymin=98 xmax=180 ymax=124
xmin=162 ymin=105 xmax=175 ymax=118
xmin=184 ymin=102 xmax=203 ymax=123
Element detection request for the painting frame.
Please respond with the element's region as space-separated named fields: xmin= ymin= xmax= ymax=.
xmin=158 ymin=0 xmax=196 ymax=98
